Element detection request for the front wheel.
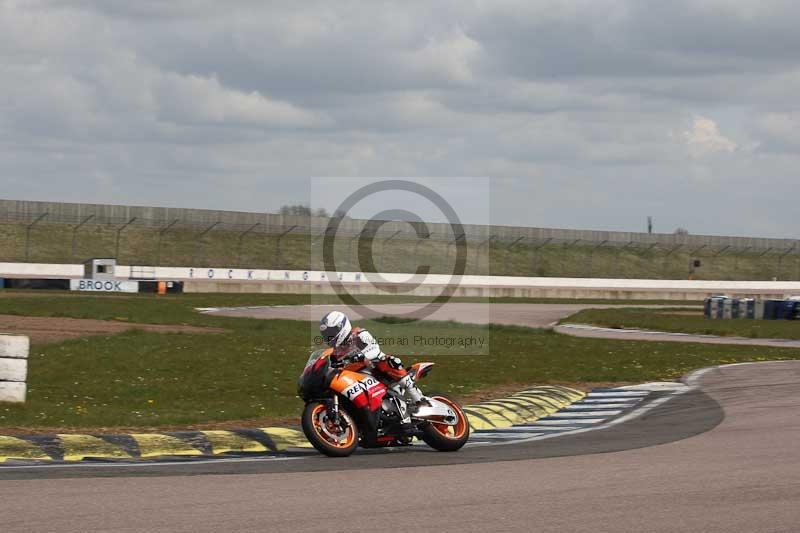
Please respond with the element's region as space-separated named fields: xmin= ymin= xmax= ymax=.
xmin=301 ymin=401 xmax=359 ymax=457
xmin=419 ymin=393 xmax=470 ymax=452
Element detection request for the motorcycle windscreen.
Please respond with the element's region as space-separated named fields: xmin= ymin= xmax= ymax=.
xmin=331 ymin=370 xmax=387 ymax=412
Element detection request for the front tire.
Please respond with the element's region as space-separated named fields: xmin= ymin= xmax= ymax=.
xmin=301 ymin=401 xmax=359 ymax=457
xmin=419 ymin=393 xmax=470 ymax=452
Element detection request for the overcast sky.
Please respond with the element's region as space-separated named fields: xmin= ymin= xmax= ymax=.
xmin=1 ymin=1 xmax=799 ymax=237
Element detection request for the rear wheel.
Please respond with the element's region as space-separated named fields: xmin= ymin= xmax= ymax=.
xmin=301 ymin=401 xmax=359 ymax=457
xmin=419 ymin=393 xmax=470 ymax=452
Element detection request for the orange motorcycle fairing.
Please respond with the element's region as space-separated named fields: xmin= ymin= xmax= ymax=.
xmin=330 ymin=370 xmax=387 ymax=412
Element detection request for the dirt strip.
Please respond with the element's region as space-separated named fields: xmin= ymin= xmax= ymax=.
xmin=0 ymin=315 xmax=226 ymax=345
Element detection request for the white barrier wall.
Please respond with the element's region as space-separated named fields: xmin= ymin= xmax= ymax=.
xmin=0 ymin=262 xmax=83 ymax=278
xmin=2 ymin=262 xmax=800 ymax=296
xmin=0 ymin=335 xmax=28 ymax=403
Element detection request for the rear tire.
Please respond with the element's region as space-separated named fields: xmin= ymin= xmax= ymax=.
xmin=301 ymin=401 xmax=359 ymax=457
xmin=419 ymin=393 xmax=470 ymax=452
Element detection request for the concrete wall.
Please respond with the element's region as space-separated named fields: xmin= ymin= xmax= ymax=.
xmin=3 ymin=198 xmax=798 ymax=251
xmin=181 ymin=278 xmax=800 ymax=301
xmin=0 ymin=335 xmax=28 ymax=403
xmin=0 ymin=262 xmax=82 ymax=278
xmin=3 ymin=261 xmax=800 ymax=301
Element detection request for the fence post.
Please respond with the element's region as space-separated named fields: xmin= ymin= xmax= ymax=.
xmin=796 ymin=246 xmax=800 ymax=281
xmin=663 ymin=244 xmax=683 ymax=278
xmin=796 ymin=240 xmax=800 ymax=281
xmin=503 ymin=236 xmax=527 ymax=277
xmin=309 ymin=228 xmax=334 ymax=271
xmin=644 ymin=242 xmax=659 ymax=278
xmin=531 ymin=237 xmax=552 ymax=276
xmin=275 ymin=225 xmax=298 ymax=269
xmin=236 ymin=222 xmax=261 ymax=267
xmin=194 ymin=221 xmax=221 ymax=265
xmin=71 ymin=214 xmax=95 ymax=260
xmin=378 ymin=230 xmax=403 ymax=272
xmin=477 ymin=235 xmax=497 ymax=275
xmin=714 ymin=245 xmax=731 ymax=256
xmin=615 ymin=242 xmax=636 ymax=279
xmin=733 ymin=246 xmax=751 ymax=279
xmin=115 ymin=217 xmax=137 ymax=260
xmin=561 ymin=239 xmax=581 ymax=277
xmin=439 ymin=232 xmax=462 ymax=274
xmin=24 ymin=212 xmax=48 ymax=262
xmin=757 ymin=247 xmax=773 ymax=281
xmin=587 ymin=240 xmax=608 ymax=277
xmin=156 ymin=219 xmax=180 ymax=266
xmin=412 ymin=233 xmax=432 ymax=274
xmin=710 ymin=245 xmax=731 ymax=279
xmin=345 ymin=234 xmax=360 ymax=272
xmin=778 ymin=245 xmax=796 ymax=281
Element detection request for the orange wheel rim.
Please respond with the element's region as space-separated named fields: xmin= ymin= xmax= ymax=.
xmin=311 ymin=404 xmax=355 ymax=448
xmin=430 ymin=396 xmax=468 ymax=440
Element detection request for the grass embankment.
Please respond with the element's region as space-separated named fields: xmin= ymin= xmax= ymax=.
xmin=563 ymin=307 xmax=800 ymax=340
xmin=0 ymin=293 xmax=796 ymax=432
xmin=3 ymin=219 xmax=799 ymax=280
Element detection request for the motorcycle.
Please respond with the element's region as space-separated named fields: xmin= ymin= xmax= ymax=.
xmin=297 ymin=348 xmax=470 ymax=457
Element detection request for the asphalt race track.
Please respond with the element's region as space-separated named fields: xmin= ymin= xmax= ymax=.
xmin=200 ymin=302 xmax=679 ymax=328
xmin=556 ymin=323 xmax=800 ymax=349
xmin=2 ymin=361 xmax=799 ymax=532
xmin=201 ymin=302 xmax=800 ymax=348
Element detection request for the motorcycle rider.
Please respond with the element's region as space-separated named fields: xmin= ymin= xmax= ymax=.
xmin=318 ymin=311 xmax=427 ymax=416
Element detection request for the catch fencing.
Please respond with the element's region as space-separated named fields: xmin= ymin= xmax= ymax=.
xmin=1 ymin=199 xmax=799 ymax=280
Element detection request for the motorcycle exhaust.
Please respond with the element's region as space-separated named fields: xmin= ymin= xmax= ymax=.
xmin=412 ymin=398 xmax=459 ymax=425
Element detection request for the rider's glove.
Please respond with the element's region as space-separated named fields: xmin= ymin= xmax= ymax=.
xmin=349 ymin=352 xmax=366 ymax=363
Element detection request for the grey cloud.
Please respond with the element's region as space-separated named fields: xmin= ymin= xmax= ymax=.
xmin=1 ymin=1 xmax=799 ymax=238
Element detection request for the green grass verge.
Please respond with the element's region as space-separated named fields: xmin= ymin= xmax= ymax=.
xmin=0 ymin=289 xmax=700 ymax=318
xmin=563 ymin=307 xmax=800 ymax=340
xmin=0 ymin=294 xmax=794 ymax=430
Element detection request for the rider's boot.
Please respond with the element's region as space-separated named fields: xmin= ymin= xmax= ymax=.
xmin=396 ymin=374 xmax=429 ymax=412
xmin=391 ymin=395 xmax=415 ymax=435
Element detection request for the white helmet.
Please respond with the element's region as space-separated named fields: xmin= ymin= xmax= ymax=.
xmin=319 ymin=311 xmax=352 ymax=348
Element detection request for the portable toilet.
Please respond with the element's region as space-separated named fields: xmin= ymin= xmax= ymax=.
xmin=707 ymin=298 xmax=718 ymax=319
xmin=738 ymin=298 xmax=756 ymax=319
xmin=710 ymin=296 xmax=730 ymax=319
xmin=783 ymin=300 xmax=799 ymax=320
xmin=708 ymin=297 xmax=719 ymax=319
xmin=722 ymin=299 xmax=734 ymax=319
xmin=763 ymin=300 xmax=783 ymax=320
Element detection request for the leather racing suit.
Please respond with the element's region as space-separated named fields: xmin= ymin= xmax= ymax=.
xmin=331 ymin=326 xmax=425 ymax=407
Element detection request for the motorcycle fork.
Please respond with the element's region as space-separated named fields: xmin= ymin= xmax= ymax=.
xmin=328 ymin=395 xmax=341 ymax=424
